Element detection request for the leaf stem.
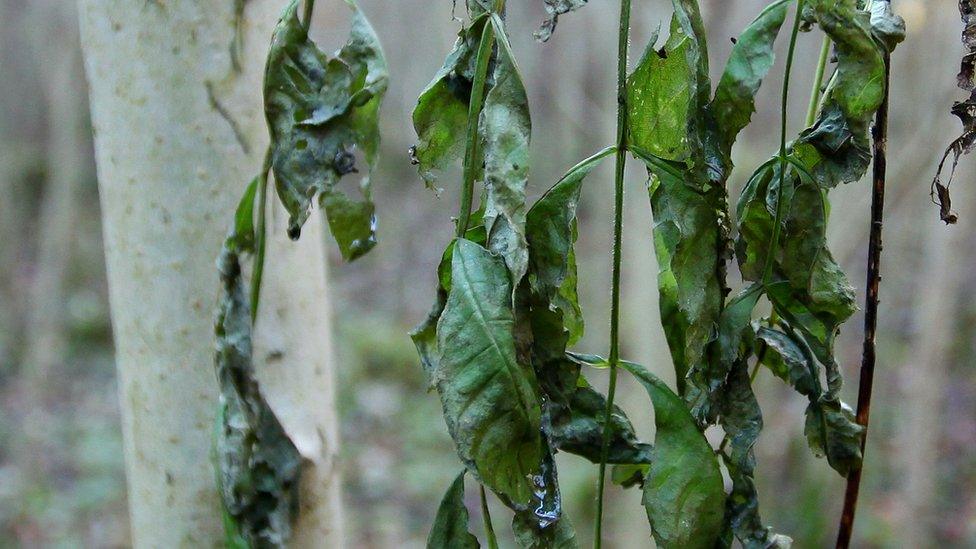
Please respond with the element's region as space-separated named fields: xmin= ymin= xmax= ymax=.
xmin=594 ymin=0 xmax=631 ymax=546
xmin=806 ymin=35 xmax=832 ymax=127
xmin=761 ymin=0 xmax=805 ymax=285
xmin=836 ymin=10 xmax=892 ymax=548
xmin=457 ymin=19 xmax=496 ymax=237
xmin=479 ymin=485 xmax=499 ymax=549
xmin=250 ymin=148 xmax=272 ymax=324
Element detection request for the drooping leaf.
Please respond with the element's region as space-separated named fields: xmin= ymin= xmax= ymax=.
xmin=688 ymin=284 xmax=763 ymax=423
xmin=214 ymin=245 xmax=302 ymax=548
xmin=641 ymin=162 xmax=724 ymax=399
xmin=427 ymin=471 xmax=480 ymax=549
xmin=757 ymin=324 xmax=863 ymax=476
xmin=264 ymin=0 xmax=387 ymax=258
xmin=549 ymin=382 xmax=654 ymax=466
xmin=525 ymin=148 xmax=613 ymax=405
xmin=711 ymin=0 xmax=791 ymax=157
xmin=434 ymin=238 xmax=543 ymax=506
xmin=535 ymin=0 xmax=589 ymax=43
xmin=481 ymin=16 xmax=532 ymax=283
xmin=412 ymin=14 xmax=490 ymax=189
xmin=789 ymin=0 xmax=890 ymax=190
xmin=718 ymin=362 xmax=792 ymax=548
xmin=932 ymin=0 xmax=973 ymax=223
xmin=412 ymin=219 xmax=488 ymax=388
xmin=621 ymin=361 xmax=725 ymax=549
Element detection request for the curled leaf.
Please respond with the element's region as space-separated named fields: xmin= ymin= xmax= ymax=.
xmin=535 ymin=0 xmax=589 ymax=43
xmin=264 ymin=0 xmax=387 ymax=258
xmin=757 ymin=324 xmax=863 ymax=476
xmin=214 ymin=244 xmax=302 ymax=548
xmin=481 ymin=16 xmax=532 ymax=282
xmin=932 ymin=0 xmax=975 ymax=223
xmin=413 ymin=14 xmax=490 ymax=189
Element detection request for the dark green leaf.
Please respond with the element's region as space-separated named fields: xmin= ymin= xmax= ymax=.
xmin=688 ymin=284 xmax=763 ymax=423
xmin=435 ymin=238 xmax=543 ymax=506
xmin=621 ymin=361 xmax=725 ymax=549
xmin=525 ymin=148 xmax=612 ymax=406
xmin=757 ymin=324 xmax=863 ymax=476
xmin=643 ymin=164 xmax=724 ymax=398
xmin=214 ymin=247 xmax=302 ymax=548
xmin=427 ymin=471 xmax=480 ymax=549
xmin=264 ymin=0 xmax=386 ymax=258
xmin=549 ymin=382 xmax=653 ymax=466
xmin=718 ymin=362 xmax=792 ymax=548
xmin=513 ymin=510 xmax=578 ymax=549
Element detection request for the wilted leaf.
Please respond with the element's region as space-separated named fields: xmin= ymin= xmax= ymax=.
xmin=757 ymin=324 xmax=863 ymax=476
xmin=932 ymin=0 xmax=974 ymax=223
xmin=427 ymin=471 xmax=480 ymax=549
xmin=214 ymin=245 xmax=302 ymax=548
xmin=549 ymin=382 xmax=653 ymax=466
xmin=711 ymin=0 xmax=791 ymax=157
xmin=413 ymin=14 xmax=490 ymax=189
xmin=718 ymin=362 xmax=792 ymax=548
xmin=535 ymin=0 xmax=589 ymax=43
xmin=622 ymin=361 xmax=725 ymax=549
xmin=264 ymin=0 xmax=387 ymax=258
xmin=435 ymin=239 xmax=543 ymax=506
xmin=481 ymin=16 xmax=532 ymax=282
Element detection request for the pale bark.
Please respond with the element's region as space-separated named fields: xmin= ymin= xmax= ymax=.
xmin=78 ymin=1 xmax=343 ymax=546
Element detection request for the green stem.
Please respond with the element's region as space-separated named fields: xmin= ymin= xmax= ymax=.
xmin=457 ymin=19 xmax=496 ymax=237
xmin=303 ymin=0 xmax=315 ymax=31
xmin=594 ymin=0 xmax=631 ymax=547
xmin=250 ymin=149 xmax=273 ymax=324
xmin=761 ymin=0 xmax=805 ymax=285
xmin=479 ymin=485 xmax=499 ymax=549
xmin=806 ymin=35 xmax=832 ymax=127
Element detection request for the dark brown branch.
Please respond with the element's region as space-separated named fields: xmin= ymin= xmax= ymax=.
xmin=835 ymin=32 xmax=891 ymax=549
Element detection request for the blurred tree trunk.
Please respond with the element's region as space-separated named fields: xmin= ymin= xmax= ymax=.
xmin=21 ymin=0 xmax=89 ymax=396
xmin=77 ymin=1 xmax=344 ymax=546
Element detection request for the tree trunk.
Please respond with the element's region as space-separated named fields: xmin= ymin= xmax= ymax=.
xmin=77 ymin=1 xmax=344 ymax=546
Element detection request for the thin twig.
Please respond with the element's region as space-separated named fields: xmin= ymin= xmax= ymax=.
xmin=835 ymin=11 xmax=892 ymax=548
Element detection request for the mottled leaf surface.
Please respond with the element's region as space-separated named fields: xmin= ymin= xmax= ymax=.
xmin=435 ymin=239 xmax=543 ymax=506
xmin=757 ymin=324 xmax=863 ymax=476
xmin=481 ymin=16 xmax=532 ymax=282
xmin=214 ymin=229 xmax=302 ymax=547
xmin=264 ymin=0 xmax=387 ymax=258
